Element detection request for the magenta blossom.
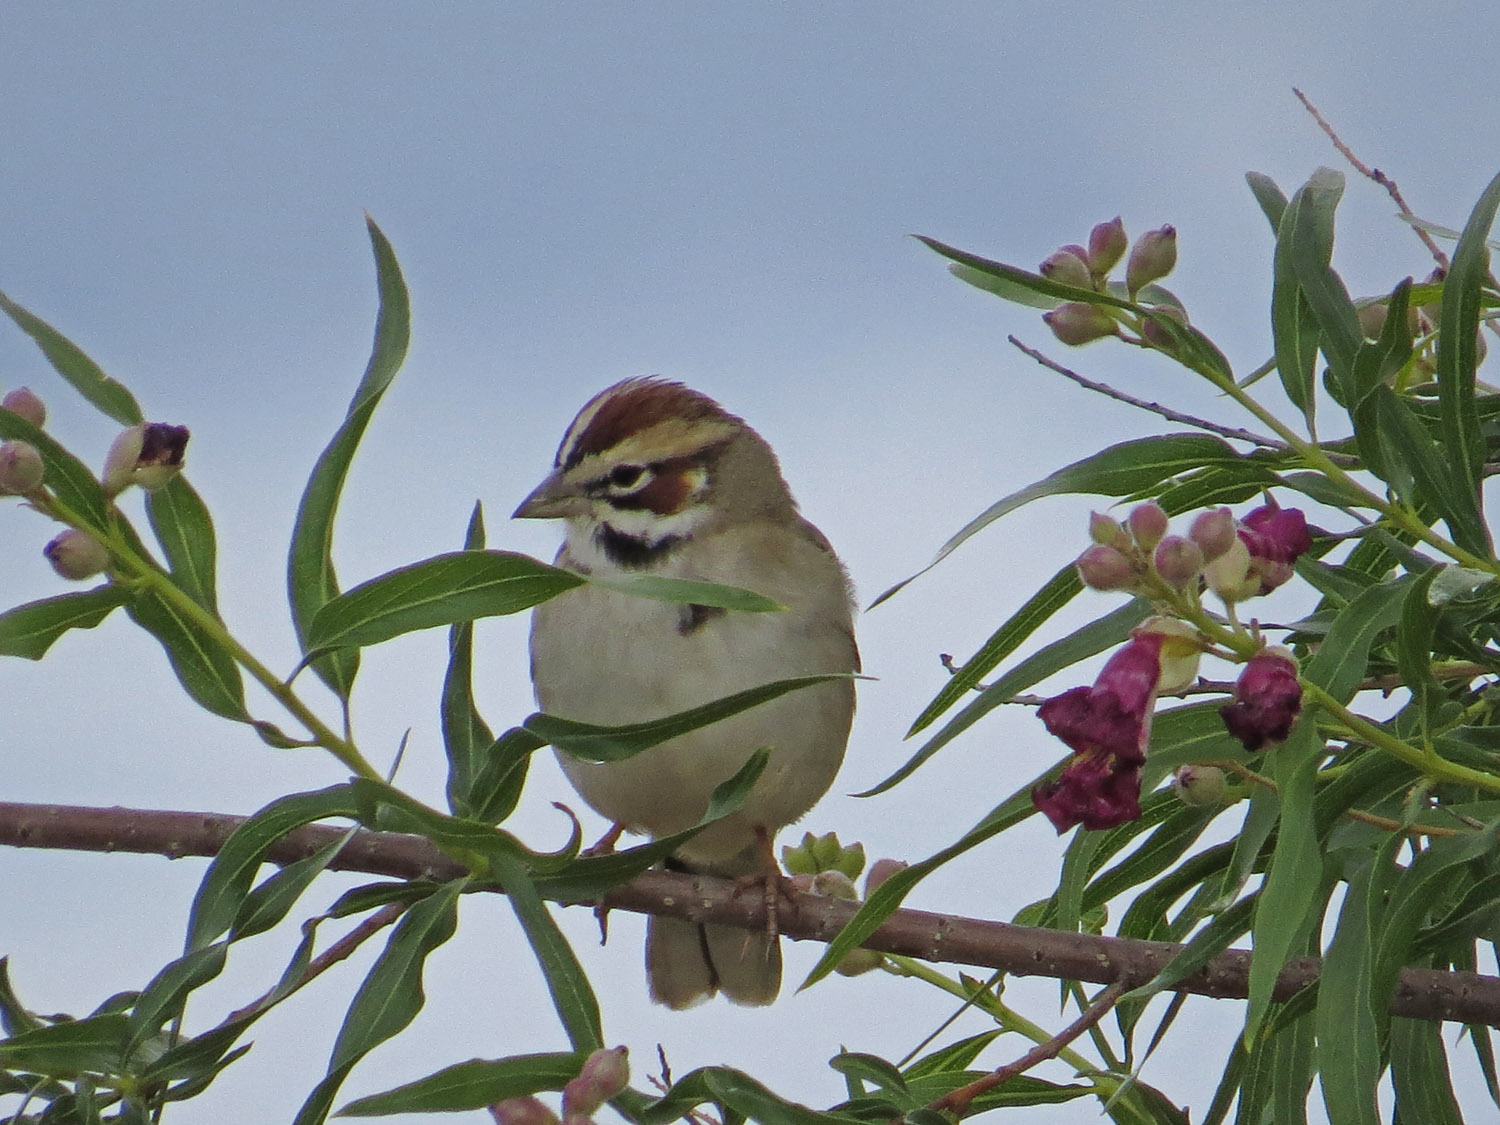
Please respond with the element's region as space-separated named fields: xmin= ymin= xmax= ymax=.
xmin=1220 ymin=646 xmax=1302 ymax=751
xmin=1033 ymin=632 xmax=1163 ymax=832
xmin=1237 ymin=499 xmax=1313 ymax=594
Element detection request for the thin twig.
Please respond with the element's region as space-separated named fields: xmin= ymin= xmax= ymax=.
xmin=925 ymin=982 xmax=1127 ymax=1118
xmin=1008 ymin=336 xmax=1360 ymax=466
xmin=1293 ymin=87 xmax=1449 ymax=270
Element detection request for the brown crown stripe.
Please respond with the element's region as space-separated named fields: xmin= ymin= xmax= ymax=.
xmin=561 ymin=378 xmax=728 ymax=470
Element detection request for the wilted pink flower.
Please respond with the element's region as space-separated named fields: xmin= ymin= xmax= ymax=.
xmin=1219 ymin=646 xmax=1302 ymax=751
xmin=1238 ymin=499 xmax=1313 ymax=594
xmin=1033 ymin=632 xmax=1163 ymax=832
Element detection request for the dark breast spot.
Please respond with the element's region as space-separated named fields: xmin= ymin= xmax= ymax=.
xmin=677 ymin=603 xmax=726 ymax=635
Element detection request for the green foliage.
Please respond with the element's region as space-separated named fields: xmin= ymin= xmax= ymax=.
xmin=5 ymin=158 xmax=1500 ymax=1124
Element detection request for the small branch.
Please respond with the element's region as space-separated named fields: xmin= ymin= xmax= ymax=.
xmin=926 ymin=982 xmax=1126 ymax=1118
xmin=1293 ymin=87 xmax=1449 ymax=270
xmin=4 ymin=802 xmax=1500 ymax=1027
xmin=1007 ymin=336 xmax=1344 ymax=460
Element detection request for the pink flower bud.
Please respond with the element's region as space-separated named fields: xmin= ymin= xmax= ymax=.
xmin=1172 ymin=764 xmax=1227 ymax=807
xmin=0 ymin=441 xmax=44 ymax=494
xmin=44 ymin=529 xmax=109 ymax=580
xmin=1 ymin=387 xmax=46 ymax=428
xmin=1088 ymin=510 xmax=1129 ymax=547
xmin=1087 ymin=217 xmax=1128 ymax=277
xmin=1140 ymin=305 xmax=1188 ymax=350
xmin=1189 ymin=507 xmax=1238 ymax=561
xmin=490 ymin=1097 xmax=559 ymax=1125
xmin=1043 ymin=302 xmax=1118 ymax=346
xmin=1126 ymin=225 xmax=1177 ymax=296
xmin=1039 ymin=248 xmax=1093 ymax=290
xmin=864 ymin=858 xmax=908 ymax=895
xmin=1127 ymin=501 xmax=1169 ymax=549
xmin=1220 ymin=646 xmax=1302 ymax=751
xmin=1152 ymin=535 xmax=1204 ymax=589
xmin=562 ymin=1047 xmax=629 ymax=1118
xmin=103 ymin=423 xmax=190 ymax=496
xmin=1075 ymin=544 xmax=1135 ymax=591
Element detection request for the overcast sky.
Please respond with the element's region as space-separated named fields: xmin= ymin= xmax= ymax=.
xmin=3 ymin=5 xmax=1499 ymax=1123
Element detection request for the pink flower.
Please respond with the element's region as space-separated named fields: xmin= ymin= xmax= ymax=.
xmin=1237 ymin=499 xmax=1312 ymax=594
xmin=1219 ymin=646 xmax=1302 ymax=751
xmin=1033 ymin=632 xmax=1163 ymax=832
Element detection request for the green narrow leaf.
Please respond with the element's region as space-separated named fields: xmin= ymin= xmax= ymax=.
xmin=0 ymin=292 xmax=143 ymax=425
xmin=1302 ymin=575 xmax=1411 ymax=703
xmin=288 ymin=216 xmax=410 ymax=699
xmin=0 ymin=586 xmax=131 ymax=659
xmin=125 ymin=589 xmax=247 ymax=721
xmin=145 ymin=475 xmax=220 ymax=613
xmin=327 ymin=880 xmax=462 ymax=1073
xmin=306 ymin=550 xmax=583 ymax=653
xmin=1371 ymin=386 xmax=1489 ymax=549
xmin=186 ymin=785 xmax=360 ymax=950
xmin=0 ymin=407 xmax=111 ymax=530
xmin=443 ymin=503 xmax=494 ymax=814
xmin=336 ymin=1052 xmax=585 ymax=1116
xmin=1394 ymin=567 xmax=1442 ymax=733
xmin=469 ymin=726 xmax=546 ymax=825
xmin=906 ymin=565 xmax=1081 ymax=736
xmin=125 ymin=944 xmax=228 ymax=1058
xmin=582 ymin=572 xmax=784 ymax=612
xmin=231 ymin=833 xmax=354 ymax=941
xmin=1315 ymin=849 xmax=1387 ymax=1125
xmin=1245 ymin=171 xmax=1288 ymax=230
xmin=0 ymin=959 xmax=41 ymax=1036
xmin=1269 ymin=193 xmax=1322 ymax=433
xmin=1435 ymin=168 xmax=1500 ymax=540
xmin=1390 ymin=1018 xmax=1464 ymax=1124
xmin=866 ymin=597 xmax=1149 ymax=797
xmin=1245 ymin=718 xmax=1324 ymax=1043
xmin=0 ymin=1012 xmax=130 ymax=1074
xmin=870 ymin=433 xmax=1244 ymax=606
xmin=527 ymin=674 xmax=850 ymax=763
xmin=1348 ymin=279 xmax=1414 ymax=486
xmin=494 ymin=857 xmax=603 ymax=1052
xmin=1282 ymin=168 xmax=1362 ymax=400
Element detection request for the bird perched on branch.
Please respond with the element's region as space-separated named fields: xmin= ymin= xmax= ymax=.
xmin=515 ymin=377 xmax=858 ymax=1007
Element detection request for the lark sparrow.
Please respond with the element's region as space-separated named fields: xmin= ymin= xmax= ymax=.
xmin=514 ymin=378 xmax=858 ymax=1008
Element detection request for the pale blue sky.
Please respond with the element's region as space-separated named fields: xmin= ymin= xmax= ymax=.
xmin=3 ymin=5 xmax=1498 ymax=1122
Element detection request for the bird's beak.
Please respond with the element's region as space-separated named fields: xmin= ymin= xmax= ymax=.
xmin=512 ymin=471 xmax=589 ymax=520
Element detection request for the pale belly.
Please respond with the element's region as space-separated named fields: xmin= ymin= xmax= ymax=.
xmin=530 ymin=582 xmax=855 ymax=869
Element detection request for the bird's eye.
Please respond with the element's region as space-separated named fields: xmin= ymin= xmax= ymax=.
xmin=608 ymin=464 xmax=645 ymax=489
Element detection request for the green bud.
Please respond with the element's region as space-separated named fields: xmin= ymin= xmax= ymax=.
xmin=1172 ymin=764 xmax=1228 ymax=807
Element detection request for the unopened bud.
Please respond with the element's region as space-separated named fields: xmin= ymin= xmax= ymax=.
xmin=1039 ymin=248 xmax=1093 ymax=290
xmin=0 ymin=441 xmax=44 ymax=494
xmin=1189 ymin=507 xmax=1238 ymax=561
xmin=1153 ymin=535 xmax=1204 ymax=589
xmin=864 ymin=858 xmax=908 ymax=895
xmin=562 ymin=1047 xmax=629 ymax=1119
xmin=835 ymin=947 xmax=885 ymax=977
xmin=1356 ymin=302 xmax=1389 ymax=340
xmin=1075 ymin=544 xmax=1134 ymax=591
xmin=1126 ymin=225 xmax=1177 ymax=296
xmin=809 ymin=870 xmax=860 ymax=899
xmin=1087 ymin=217 xmax=1128 ymax=277
xmin=1172 ymin=764 xmax=1227 ymax=807
xmin=490 ymin=1097 xmax=559 ymax=1125
xmin=1127 ymin=501 xmax=1170 ymax=549
xmin=1043 ymin=302 xmax=1118 ymax=346
xmin=44 ymin=529 xmax=109 ymax=580
xmin=1088 ymin=511 xmax=1128 ymax=547
xmin=1140 ymin=305 xmax=1188 ymax=350
xmin=1 ymin=387 xmax=46 ymax=428
xmin=103 ymin=423 xmax=190 ymax=496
